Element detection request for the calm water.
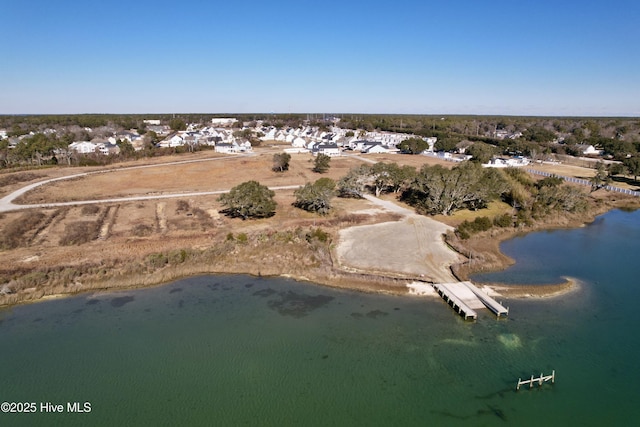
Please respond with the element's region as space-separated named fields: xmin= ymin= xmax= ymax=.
xmin=1 ymin=209 xmax=639 ymax=426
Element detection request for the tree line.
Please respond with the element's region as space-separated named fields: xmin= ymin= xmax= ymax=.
xmin=222 ymin=157 xmax=589 ymax=243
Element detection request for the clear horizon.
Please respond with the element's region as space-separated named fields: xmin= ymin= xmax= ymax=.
xmin=2 ymin=0 xmax=639 ymax=117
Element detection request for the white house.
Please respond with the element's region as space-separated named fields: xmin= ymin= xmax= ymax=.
xmin=291 ymin=136 xmax=307 ymax=148
xmin=361 ymin=142 xmax=389 ymax=154
xmin=159 ymin=134 xmax=186 ymax=148
xmin=578 ymin=144 xmax=603 ymax=156
xmin=211 ymin=118 xmax=238 ymax=126
xmin=69 ymin=141 xmax=99 ymax=154
xmin=483 ymin=156 xmax=531 ymax=168
xmin=215 ymin=143 xmax=235 ymax=154
xmin=215 ymin=141 xmax=250 ymax=154
xmin=314 ymin=143 xmax=341 ymax=157
xmin=261 ymin=128 xmax=277 ymax=141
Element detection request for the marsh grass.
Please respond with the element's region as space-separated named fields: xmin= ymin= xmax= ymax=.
xmin=0 ymin=211 xmax=47 ymax=249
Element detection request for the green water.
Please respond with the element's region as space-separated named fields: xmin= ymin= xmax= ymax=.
xmin=1 ymin=209 xmax=639 ymax=426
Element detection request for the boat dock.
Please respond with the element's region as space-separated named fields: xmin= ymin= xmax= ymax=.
xmin=516 ymin=371 xmax=555 ymax=390
xmin=432 ymin=281 xmax=509 ymax=320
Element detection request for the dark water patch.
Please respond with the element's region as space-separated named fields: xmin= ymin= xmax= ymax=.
xmin=178 ymin=300 xmax=184 ymax=308
xmin=111 ymin=296 xmax=135 ymax=308
xmin=169 ymin=288 xmax=182 ymax=294
xmin=33 ymin=317 xmax=42 ymax=323
xmin=393 ymin=307 xmax=400 ymax=311
xmin=267 ymin=291 xmax=334 ymax=318
xmin=222 ymin=287 xmax=232 ymax=291
xmin=253 ymin=288 xmax=276 ymax=298
xmin=72 ymin=309 xmax=84 ymax=315
xmin=350 ymin=312 xmax=363 ymax=319
xmin=366 ymin=310 xmax=389 ymax=319
xmin=475 ymin=388 xmax=510 ymax=400
xmin=207 ymin=283 xmax=220 ymax=291
xmin=430 ymin=410 xmax=470 ymax=420
xmin=244 ymin=283 xmax=254 ymax=289
xmin=144 ymin=308 xmax=151 ymax=313
xmin=322 ymin=354 xmax=329 ymax=359
xmin=86 ymin=299 xmax=100 ymax=305
xmin=480 ymin=405 xmax=507 ymax=422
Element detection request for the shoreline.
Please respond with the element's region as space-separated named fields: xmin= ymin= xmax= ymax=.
xmin=1 ymin=244 xmax=580 ymax=310
xmin=2 ymin=194 xmax=639 ymax=310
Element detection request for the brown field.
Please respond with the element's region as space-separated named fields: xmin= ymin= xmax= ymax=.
xmin=13 ymin=150 xmax=457 ymax=204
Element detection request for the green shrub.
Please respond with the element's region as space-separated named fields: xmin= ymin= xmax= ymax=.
xmin=306 ymin=228 xmax=329 ymax=243
xmin=457 ymin=216 xmax=493 ymax=238
xmin=147 ymin=253 xmax=168 ymax=269
xmin=493 ymin=213 xmax=513 ymax=228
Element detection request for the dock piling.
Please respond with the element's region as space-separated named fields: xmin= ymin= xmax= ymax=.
xmin=516 ymin=371 xmax=556 ymax=391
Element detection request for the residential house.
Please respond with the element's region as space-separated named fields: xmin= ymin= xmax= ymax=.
xmin=577 ymin=144 xmax=603 ymax=156
xmin=361 ymin=141 xmax=389 ymax=154
xmin=313 ymin=143 xmax=341 ymax=157
xmin=69 ymin=141 xmax=99 ymax=154
xmin=214 ymin=143 xmax=235 ymax=153
xmin=159 ymin=134 xmax=185 ymax=148
xmin=483 ymin=156 xmax=531 ymax=168
xmin=291 ymin=136 xmax=307 ymax=148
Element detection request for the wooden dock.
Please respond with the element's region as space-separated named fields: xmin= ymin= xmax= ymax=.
xmin=432 ymin=282 xmax=480 ymax=320
xmin=432 ymin=281 xmax=509 ymax=320
xmin=516 ymin=371 xmax=555 ymax=390
xmin=461 ymin=281 xmax=509 ymax=317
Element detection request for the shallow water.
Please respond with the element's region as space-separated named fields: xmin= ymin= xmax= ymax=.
xmin=1 ymin=209 xmax=639 ymax=426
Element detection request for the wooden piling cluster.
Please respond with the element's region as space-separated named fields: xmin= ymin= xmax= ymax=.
xmin=516 ymin=370 xmax=555 ymax=391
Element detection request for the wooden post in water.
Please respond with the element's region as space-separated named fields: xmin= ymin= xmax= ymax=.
xmin=516 ymin=371 xmax=556 ymax=391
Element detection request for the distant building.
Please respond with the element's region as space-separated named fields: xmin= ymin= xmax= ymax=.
xmin=483 ymin=156 xmax=531 ymax=168
xmin=143 ymin=119 xmax=161 ymax=125
xmin=211 ymin=118 xmax=238 ymax=126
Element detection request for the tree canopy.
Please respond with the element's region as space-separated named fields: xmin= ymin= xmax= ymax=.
xmin=272 ymin=152 xmax=291 ymax=172
xmin=397 ymin=137 xmax=429 ymax=154
xmin=466 ymin=142 xmax=497 ymax=164
xmin=313 ymin=153 xmax=331 ymax=173
xmin=218 ymin=181 xmax=277 ymax=219
xmin=169 ymin=118 xmax=187 ymax=131
xmin=293 ymin=178 xmax=336 ymax=215
xmin=402 ymin=162 xmax=508 ymax=215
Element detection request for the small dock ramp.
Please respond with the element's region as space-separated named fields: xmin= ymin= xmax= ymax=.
xmin=432 ymin=282 xmax=481 ymax=320
xmin=433 ymin=281 xmax=509 ymax=320
xmin=461 ymin=281 xmax=509 ymax=318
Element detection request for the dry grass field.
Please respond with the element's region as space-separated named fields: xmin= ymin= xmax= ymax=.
xmin=2 ymin=147 xmax=636 ymax=306
xmin=12 ymin=151 xmax=457 ymax=204
xmin=3 ymin=148 xmax=447 ymax=305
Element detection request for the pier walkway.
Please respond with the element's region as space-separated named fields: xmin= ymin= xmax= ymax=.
xmin=433 ymin=281 xmax=509 ymax=320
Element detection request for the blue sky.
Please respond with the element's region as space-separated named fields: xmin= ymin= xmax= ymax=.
xmin=2 ymin=0 xmax=639 ymax=116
